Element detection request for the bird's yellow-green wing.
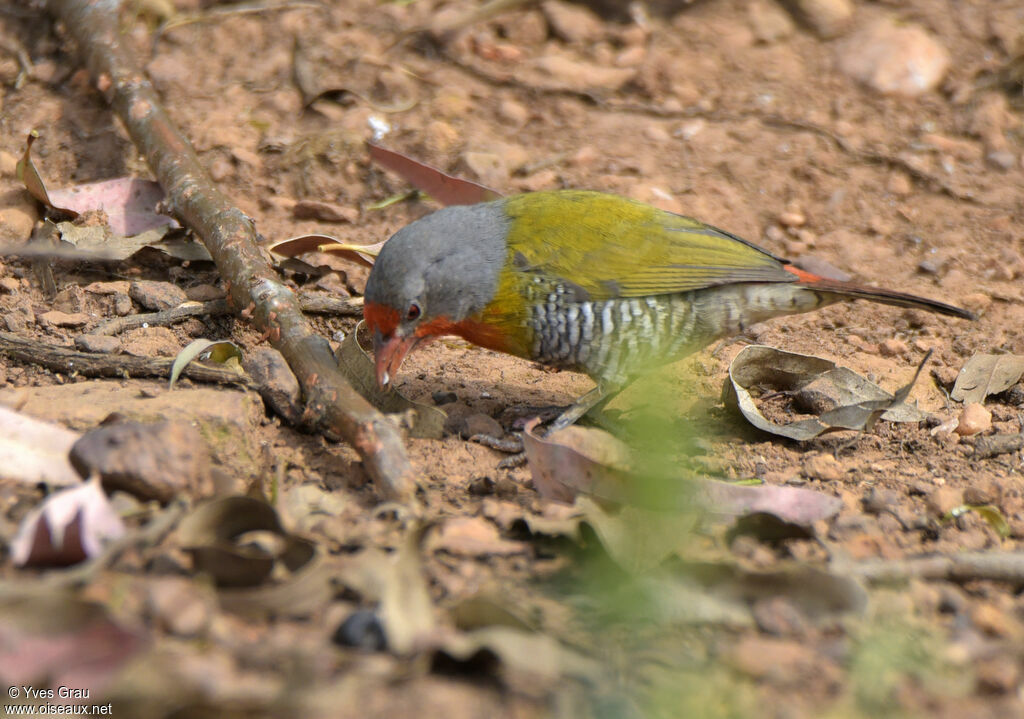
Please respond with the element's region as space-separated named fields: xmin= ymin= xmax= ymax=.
xmin=503 ymin=191 xmax=796 ymax=299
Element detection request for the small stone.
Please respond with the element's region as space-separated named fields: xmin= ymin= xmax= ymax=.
xmin=184 ymin=284 xmax=224 ymax=302
xmin=37 ymin=310 xmax=90 ymax=328
xmin=787 ymin=0 xmax=853 ymax=39
xmin=836 ymin=20 xmax=950 ymax=97
xmin=986 ymin=150 xmax=1017 ymax=171
xmin=467 ymin=476 xmax=495 ymax=496
xmin=541 ymin=0 xmax=602 ymax=44
xmin=497 ymin=99 xmax=529 ymax=127
xmin=963 ymin=479 xmax=1000 ymax=506
xmin=614 ymin=46 xmax=646 ymax=67
xmin=532 ymin=55 xmax=635 ymax=91
xmin=748 ymin=0 xmax=795 ymax=43
xmin=84 ymin=281 xmax=131 ymax=295
xmin=462 ymin=413 xmax=504 ymax=439
xmin=727 ymin=637 xmax=819 ymax=683
xmin=878 ymin=338 xmax=908 ymax=357
xmin=975 ymin=657 xmax=1020 ymax=695
xmin=570 ymin=145 xmax=600 ymax=167
xmin=961 ymin=292 xmax=992 ymax=314
xmin=243 ymin=347 xmax=301 ymax=423
xmin=516 ymin=168 xmax=559 ymax=192
xmin=75 ymin=335 xmax=121 ymax=354
xmin=147 ymin=577 xmax=214 ymax=638
xmin=122 ymin=326 xmax=181 ymax=357
xmin=113 ymin=293 xmax=134 ymax=316
xmin=432 ymin=391 xmax=457 ymax=405
xmin=886 ymin=172 xmax=913 ymax=196
xmin=292 ymin=200 xmax=358 ymax=224
xmin=926 ymin=486 xmax=963 ymax=517
xmin=0 ymin=150 xmax=17 ymax=177
xmin=802 ymin=453 xmax=844 ymax=482
xmin=70 ymin=420 xmax=214 ymax=503
xmin=463 ymin=151 xmax=509 ymax=188
xmin=862 ymin=488 xmax=901 ymax=515
xmin=0 ymin=276 xmax=20 ymax=293
xmin=955 ymin=403 xmax=992 ymax=436
xmin=778 ymin=210 xmax=806 ymax=228
xmin=129 ymin=280 xmax=187 ymax=311
xmin=752 ymin=597 xmax=808 ymax=636
xmin=423 ymin=120 xmax=461 ymax=156
xmin=0 ymin=201 xmax=38 ymax=242
xmin=643 ymin=124 xmax=671 ymax=143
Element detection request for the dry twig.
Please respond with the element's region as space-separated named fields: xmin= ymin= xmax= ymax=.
xmin=45 ymin=0 xmax=415 ymax=500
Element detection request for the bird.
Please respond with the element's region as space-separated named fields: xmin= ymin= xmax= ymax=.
xmin=363 ymin=190 xmax=974 ymax=428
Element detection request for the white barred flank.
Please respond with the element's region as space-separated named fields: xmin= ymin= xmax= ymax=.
xmin=526 ymin=281 xmax=828 ymax=385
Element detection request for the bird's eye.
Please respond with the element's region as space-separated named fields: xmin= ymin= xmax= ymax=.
xmin=406 ymin=302 xmax=421 ymax=321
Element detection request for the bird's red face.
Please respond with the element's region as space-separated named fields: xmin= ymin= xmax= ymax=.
xmin=364 ymin=300 xmax=460 ymax=389
xmin=364 ymin=299 xmax=511 ymax=389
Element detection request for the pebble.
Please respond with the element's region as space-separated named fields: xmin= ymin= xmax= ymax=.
xmin=0 ymin=202 xmax=38 ymax=242
xmin=570 ymin=145 xmax=600 ymax=167
xmin=963 ymin=479 xmax=1000 ymax=507
xmin=497 ymin=99 xmax=529 ymax=127
xmin=0 ymin=150 xmax=17 ymax=177
xmin=955 ymin=403 xmax=992 ymax=436
xmin=292 ymin=200 xmax=358 ymax=224
xmin=886 ymin=172 xmax=913 ymax=196
xmin=787 ymin=0 xmax=853 ymax=38
xmin=462 ymin=413 xmax=504 ymax=439
xmin=643 ymin=124 xmax=671 ymax=143
xmin=836 ymin=20 xmax=950 ymax=97
xmin=37 ymin=310 xmax=90 ymax=328
xmin=423 ymin=120 xmax=461 ymax=157
xmin=748 ymin=0 xmax=795 ymax=43
xmin=129 ymin=280 xmax=187 ymax=311
xmin=541 ymin=0 xmax=603 ymax=44
xmin=75 ymin=334 xmax=121 ymax=354
xmin=976 ymin=657 xmax=1020 ymax=695
xmin=463 ymin=151 xmax=509 ymax=188
xmin=960 ymin=292 xmax=991 ymax=314
xmin=184 ymin=284 xmax=225 ymax=302
xmin=986 ymin=150 xmax=1017 ymax=171
xmin=532 ymin=55 xmax=635 ymax=91
xmin=432 ymin=391 xmax=457 ymax=405
xmin=802 ymin=453 xmax=844 ymax=482
xmin=877 ymin=338 xmax=908 ymax=357
xmin=0 ymin=276 xmax=20 ymax=293
xmin=778 ymin=210 xmax=806 ymax=228
xmin=113 ymin=293 xmax=134 ymax=316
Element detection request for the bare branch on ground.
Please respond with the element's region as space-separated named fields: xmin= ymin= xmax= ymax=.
xmin=44 ymin=0 xmax=415 ymax=500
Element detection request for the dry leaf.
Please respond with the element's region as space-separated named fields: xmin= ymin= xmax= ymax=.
xmin=11 ymin=478 xmax=126 ymax=567
xmin=0 ymin=405 xmax=82 ymax=486
xmin=368 ymin=141 xmax=502 ymax=206
xmin=951 ymin=353 xmax=1024 ymax=405
xmin=724 ymin=345 xmax=931 ymax=440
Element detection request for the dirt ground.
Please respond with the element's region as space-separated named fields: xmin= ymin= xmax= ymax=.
xmin=1 ymin=0 xmax=1024 ymax=717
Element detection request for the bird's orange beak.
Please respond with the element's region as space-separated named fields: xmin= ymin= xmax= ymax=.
xmin=373 ymin=331 xmax=419 ymax=389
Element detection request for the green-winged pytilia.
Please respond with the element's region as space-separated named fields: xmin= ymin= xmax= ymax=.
xmin=363 ymin=190 xmax=973 ymax=427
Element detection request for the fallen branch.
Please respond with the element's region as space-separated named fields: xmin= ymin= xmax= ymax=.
xmin=0 ymin=331 xmax=254 ymax=387
xmin=91 ymin=294 xmax=362 ymax=336
xmin=45 ymin=0 xmax=415 ymax=500
xmin=851 ymin=551 xmax=1024 ymax=585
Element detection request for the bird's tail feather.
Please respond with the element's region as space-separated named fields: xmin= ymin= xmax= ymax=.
xmin=783 ymin=264 xmax=976 ymax=320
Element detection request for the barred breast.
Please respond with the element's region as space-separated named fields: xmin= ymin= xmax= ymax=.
xmin=525 ymin=281 xmax=829 ymax=385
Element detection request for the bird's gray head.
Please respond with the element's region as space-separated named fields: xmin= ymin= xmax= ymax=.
xmin=363 ymin=200 xmax=509 ymax=387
